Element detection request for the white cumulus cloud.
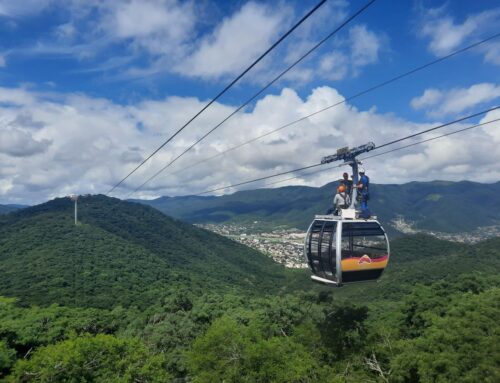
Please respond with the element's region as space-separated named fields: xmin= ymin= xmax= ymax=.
xmin=315 ymin=24 xmax=384 ymax=81
xmin=0 ymin=84 xmax=498 ymax=205
xmin=411 ymin=83 xmax=500 ymax=117
xmin=4 ymin=0 xmax=385 ymax=85
xmin=419 ymin=7 xmax=500 ymax=65
xmin=176 ymin=2 xmax=288 ymax=79
xmin=0 ymin=127 xmax=52 ymax=157
xmin=349 ymin=24 xmax=382 ymax=69
xmin=104 ymin=0 xmax=195 ymax=57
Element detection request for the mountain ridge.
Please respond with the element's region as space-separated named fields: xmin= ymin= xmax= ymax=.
xmin=0 ymin=195 xmax=301 ymax=308
xmin=0 ymin=204 xmax=28 ymax=215
xmin=132 ymin=180 xmax=500 ymax=234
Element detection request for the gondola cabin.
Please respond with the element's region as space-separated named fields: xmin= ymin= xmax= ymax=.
xmin=304 ymin=214 xmax=390 ymax=286
xmin=306 ymin=141 xmax=390 ymax=286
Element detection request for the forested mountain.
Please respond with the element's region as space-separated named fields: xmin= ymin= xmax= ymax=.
xmin=133 ymin=180 xmax=500 ymax=233
xmin=0 ymin=194 xmax=499 ymax=382
xmin=1 ymin=230 xmax=498 ymax=381
xmin=0 ymin=204 xmax=27 ymax=215
xmin=0 ymin=195 xmax=301 ymax=308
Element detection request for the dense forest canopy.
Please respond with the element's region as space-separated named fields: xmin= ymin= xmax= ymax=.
xmin=0 ymin=195 xmax=498 ymax=381
xmin=0 ymin=195 xmax=306 ymax=308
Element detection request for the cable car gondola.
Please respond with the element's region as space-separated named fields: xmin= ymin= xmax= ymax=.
xmin=304 ymin=142 xmax=390 ymax=286
xmin=305 ymin=214 xmax=390 ymax=286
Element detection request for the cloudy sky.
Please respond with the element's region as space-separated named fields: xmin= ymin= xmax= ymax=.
xmin=0 ymin=0 xmax=499 ymax=204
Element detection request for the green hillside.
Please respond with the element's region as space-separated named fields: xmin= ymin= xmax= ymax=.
xmin=333 ymin=234 xmax=500 ymax=303
xmin=0 ymin=204 xmax=27 ymax=215
xmin=1 ymin=195 xmax=499 ymax=381
xmin=0 ymin=195 xmax=300 ymax=309
xmin=133 ymin=180 xmax=500 ymax=233
xmin=0 ymin=232 xmax=499 ymax=381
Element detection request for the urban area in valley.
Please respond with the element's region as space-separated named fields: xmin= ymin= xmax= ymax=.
xmin=390 ymin=216 xmax=500 ymax=244
xmin=198 ymin=219 xmax=500 ymax=268
xmin=196 ymin=223 xmax=308 ymax=268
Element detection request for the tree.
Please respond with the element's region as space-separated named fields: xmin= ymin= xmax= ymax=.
xmin=7 ymin=334 xmax=171 ymax=382
xmin=390 ymin=288 xmax=500 ymax=383
xmin=187 ymin=315 xmax=329 ymax=383
xmin=0 ymin=340 xmax=15 ymax=377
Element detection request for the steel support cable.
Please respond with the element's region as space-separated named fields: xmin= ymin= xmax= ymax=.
xmin=127 ymin=0 xmax=378 ymax=197
xmin=191 ymin=105 xmax=500 ymax=195
xmin=195 ymin=163 xmax=324 ymax=196
xmin=256 ymin=118 xmax=500 ymax=189
xmin=107 ymin=0 xmax=328 ymax=195
xmin=156 ymin=32 xmax=500 ymax=181
xmin=361 ymin=118 xmax=500 ymax=161
xmin=376 ymin=105 xmax=500 ymax=149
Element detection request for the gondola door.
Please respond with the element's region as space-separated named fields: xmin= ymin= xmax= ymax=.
xmin=305 ymin=219 xmax=339 ymax=284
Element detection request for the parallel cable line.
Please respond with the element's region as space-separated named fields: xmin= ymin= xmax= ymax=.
xmin=155 ymin=32 xmax=500 ymax=182
xmin=191 ymin=106 xmax=499 ymax=195
xmin=361 ymin=118 xmax=500 ymax=161
xmin=128 ymin=0 xmax=377 ymax=196
xmin=254 ymin=118 xmax=500 ymax=189
xmin=107 ymin=0 xmax=328 ymax=195
xmin=376 ymin=106 xmax=500 ymax=149
xmin=195 ymin=163 xmax=323 ymax=196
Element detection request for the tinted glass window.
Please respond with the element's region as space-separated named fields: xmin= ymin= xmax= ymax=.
xmin=341 ymin=222 xmax=387 ymax=260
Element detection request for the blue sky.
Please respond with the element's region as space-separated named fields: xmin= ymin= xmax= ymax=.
xmin=0 ymin=0 xmax=500 ymax=204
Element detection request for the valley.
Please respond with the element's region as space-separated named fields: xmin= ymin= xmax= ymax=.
xmin=196 ymin=223 xmax=307 ymax=268
xmin=197 ymin=218 xmax=500 ymax=270
xmin=134 ymin=180 xmax=500 ymax=236
xmin=391 ymin=216 xmax=500 ymax=243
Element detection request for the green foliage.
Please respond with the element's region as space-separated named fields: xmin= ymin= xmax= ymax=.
xmin=7 ymin=334 xmax=171 ymax=383
xmin=187 ymin=316 xmax=328 ymax=383
xmin=0 ymin=298 xmax=130 ymax=356
xmin=0 ymin=195 xmax=300 ymax=309
xmin=0 ymin=195 xmax=499 ymax=382
xmin=332 ymin=235 xmax=500 ymax=305
xmin=0 ymin=340 xmax=15 ymax=376
xmin=319 ymin=305 xmax=368 ymax=361
xmin=0 ymin=204 xmax=26 ymax=215
xmin=389 ymin=285 xmax=500 ymax=383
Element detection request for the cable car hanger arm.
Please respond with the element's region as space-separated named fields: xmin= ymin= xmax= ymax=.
xmin=321 ymin=142 xmax=376 ymax=164
xmin=320 ymin=142 xmax=375 ymax=210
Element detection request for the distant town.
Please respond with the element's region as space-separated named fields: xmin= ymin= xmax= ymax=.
xmin=390 ymin=216 xmax=500 ymax=243
xmin=196 ymin=223 xmax=308 ymax=268
xmin=198 ymin=219 xmax=500 ymax=268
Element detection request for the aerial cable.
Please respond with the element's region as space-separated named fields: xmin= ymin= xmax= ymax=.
xmin=256 ymin=118 xmax=500 ymax=189
xmin=198 ymin=117 xmax=500 ymax=194
xmin=191 ymin=106 xmax=499 ymax=195
xmin=106 ymin=0 xmax=328 ymax=195
xmin=127 ymin=0 xmax=378 ymax=197
xmin=376 ymin=105 xmax=500 ymax=149
xmin=156 ymin=32 xmax=500 ymax=181
xmin=195 ymin=163 xmax=324 ymax=196
xmin=361 ymin=117 xmax=500 ymax=161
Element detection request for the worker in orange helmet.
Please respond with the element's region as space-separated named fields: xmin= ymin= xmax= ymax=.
xmin=325 ymin=184 xmax=351 ymax=215
xmin=333 ymin=184 xmax=351 ymax=215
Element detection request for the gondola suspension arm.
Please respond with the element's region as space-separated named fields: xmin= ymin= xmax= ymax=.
xmin=321 ymin=142 xmax=375 ymax=209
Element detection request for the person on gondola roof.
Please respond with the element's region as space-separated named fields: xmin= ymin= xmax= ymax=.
xmin=357 ymin=168 xmax=370 ymax=217
xmin=333 ymin=185 xmax=350 ymax=215
xmin=340 ymin=172 xmax=353 ymax=196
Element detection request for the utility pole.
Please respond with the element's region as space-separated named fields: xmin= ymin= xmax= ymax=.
xmin=70 ymin=195 xmax=78 ymax=225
